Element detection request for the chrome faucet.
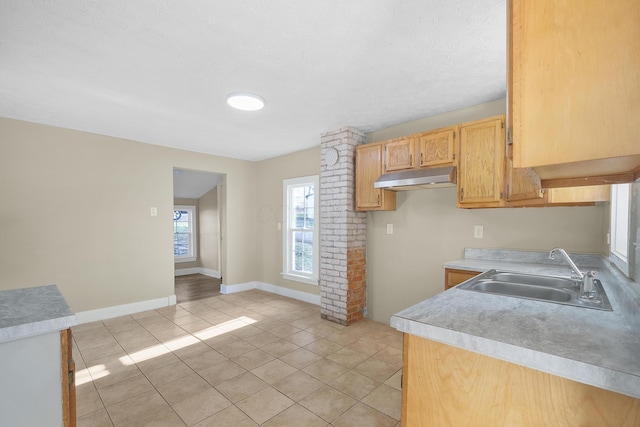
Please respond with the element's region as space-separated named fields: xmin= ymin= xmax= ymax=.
xmin=549 ymin=248 xmax=598 ymax=298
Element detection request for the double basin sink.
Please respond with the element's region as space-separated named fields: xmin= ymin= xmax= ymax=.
xmin=458 ymin=269 xmax=612 ymax=311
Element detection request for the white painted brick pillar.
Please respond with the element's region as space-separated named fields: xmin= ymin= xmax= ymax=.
xmin=320 ymin=127 xmax=367 ymax=325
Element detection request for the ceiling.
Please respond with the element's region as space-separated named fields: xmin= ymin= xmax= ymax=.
xmin=0 ymin=0 xmax=506 ymax=162
xmin=173 ymin=168 xmax=223 ymax=199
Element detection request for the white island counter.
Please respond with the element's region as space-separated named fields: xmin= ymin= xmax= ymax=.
xmin=0 ymin=284 xmax=77 ymax=427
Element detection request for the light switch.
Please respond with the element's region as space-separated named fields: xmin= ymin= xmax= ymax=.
xmin=387 ymin=224 xmax=393 ymax=234
xmin=150 ymin=207 xmax=158 ymax=217
xmin=277 ymin=222 xmax=282 ymax=231
xmin=474 ymin=225 xmax=483 ymax=238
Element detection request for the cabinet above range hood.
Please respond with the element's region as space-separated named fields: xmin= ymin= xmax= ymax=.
xmin=374 ymin=166 xmax=457 ymax=190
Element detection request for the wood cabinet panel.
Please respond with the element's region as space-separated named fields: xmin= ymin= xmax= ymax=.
xmin=510 ymin=0 xmax=640 ymax=181
xmin=402 ymin=334 xmax=640 ymax=427
xmin=444 ymin=268 xmax=481 ymax=290
xmin=61 ymin=328 xmax=76 ymax=427
xmin=383 ymin=137 xmax=415 ymax=173
xmin=418 ymin=127 xmax=456 ymax=167
xmin=457 ymin=116 xmax=505 ymax=208
xmin=355 ymin=144 xmax=396 ymax=211
xmin=548 ymin=185 xmax=611 ymax=204
xmin=506 ymin=145 xmax=544 ymax=203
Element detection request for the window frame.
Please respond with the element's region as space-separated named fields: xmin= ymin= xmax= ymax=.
xmin=282 ymin=175 xmax=319 ymax=285
xmin=174 ymin=205 xmax=197 ymax=263
xmin=610 ymin=183 xmax=630 ymax=276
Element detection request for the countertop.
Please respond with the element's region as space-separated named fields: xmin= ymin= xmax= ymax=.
xmin=0 ymin=285 xmax=77 ymax=343
xmin=390 ymin=248 xmax=640 ymax=399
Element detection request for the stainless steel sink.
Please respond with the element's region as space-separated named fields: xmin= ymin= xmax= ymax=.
xmin=457 ymin=269 xmax=612 ymax=311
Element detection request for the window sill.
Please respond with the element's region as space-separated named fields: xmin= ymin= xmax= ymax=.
xmin=175 ymin=257 xmax=197 ymax=263
xmin=282 ymin=273 xmax=318 ymax=286
xmin=609 ymin=252 xmax=629 ymax=277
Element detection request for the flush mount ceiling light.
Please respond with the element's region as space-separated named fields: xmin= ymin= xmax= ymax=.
xmin=226 ymin=92 xmax=265 ymax=111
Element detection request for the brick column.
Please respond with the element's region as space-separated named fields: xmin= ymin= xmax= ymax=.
xmin=320 ymin=127 xmax=367 ymax=325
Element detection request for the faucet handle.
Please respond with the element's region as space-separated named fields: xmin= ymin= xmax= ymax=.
xmin=582 ymin=270 xmax=598 ymax=298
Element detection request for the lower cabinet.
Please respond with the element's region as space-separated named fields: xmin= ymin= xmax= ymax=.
xmin=444 ymin=268 xmax=481 ymax=290
xmin=0 ymin=328 xmax=75 ymax=427
xmin=402 ymin=334 xmax=640 ymax=427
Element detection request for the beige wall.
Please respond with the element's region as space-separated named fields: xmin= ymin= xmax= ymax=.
xmin=255 ymin=146 xmax=322 ymax=295
xmin=363 ymin=99 xmax=609 ymax=323
xmin=199 ymin=186 xmax=220 ymax=273
xmin=0 ymin=102 xmax=613 ymax=323
xmin=366 ymin=189 xmax=608 ymax=323
xmin=0 ymin=117 xmax=257 ymax=313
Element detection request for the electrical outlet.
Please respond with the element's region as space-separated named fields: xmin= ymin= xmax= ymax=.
xmin=387 ymin=224 xmax=393 ymax=234
xmin=150 ymin=207 xmax=158 ymax=217
xmin=474 ymin=225 xmax=484 ymax=238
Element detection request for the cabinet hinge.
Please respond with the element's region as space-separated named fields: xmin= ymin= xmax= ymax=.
xmin=501 ymin=121 xmax=504 ymax=129
xmin=420 ymin=153 xmax=423 ymax=166
xmin=452 ymin=153 xmax=455 ymax=161
xmin=410 ymin=153 xmax=413 ymax=165
xmin=453 ymin=131 xmax=456 ymax=139
xmin=500 ymin=191 xmax=503 ymax=200
xmin=506 ymin=127 xmax=513 ymax=145
xmin=460 ymin=187 xmax=464 ymax=202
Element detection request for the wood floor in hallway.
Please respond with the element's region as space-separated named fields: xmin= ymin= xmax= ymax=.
xmin=175 ymin=273 xmax=221 ymax=303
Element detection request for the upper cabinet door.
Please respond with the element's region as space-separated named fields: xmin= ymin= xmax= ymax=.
xmin=418 ymin=127 xmax=456 ymax=168
xmin=509 ymin=0 xmax=640 ymax=182
xmin=383 ymin=137 xmax=415 ymax=173
xmin=355 ymin=144 xmax=396 ymax=211
xmin=458 ymin=116 xmax=506 ymax=208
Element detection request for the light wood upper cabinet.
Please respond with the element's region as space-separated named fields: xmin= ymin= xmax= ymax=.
xmin=383 ymin=137 xmax=415 ymax=173
xmin=418 ymin=127 xmax=456 ymax=168
xmin=547 ymin=185 xmax=611 ymax=205
xmin=457 ymin=116 xmax=506 ymax=208
xmin=355 ymin=143 xmax=396 ymax=211
xmin=509 ymin=0 xmax=640 ymax=183
xmin=505 ymin=147 xmax=544 ymax=203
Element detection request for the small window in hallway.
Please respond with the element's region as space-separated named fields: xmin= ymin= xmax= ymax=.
xmin=174 ymin=205 xmax=197 ymax=262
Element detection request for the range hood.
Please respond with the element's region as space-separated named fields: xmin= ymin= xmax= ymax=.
xmin=374 ymin=166 xmax=457 ymax=190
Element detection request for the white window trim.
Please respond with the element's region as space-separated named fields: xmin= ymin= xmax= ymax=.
xmin=282 ymin=175 xmax=319 ymax=286
xmin=174 ymin=205 xmax=197 ymax=263
xmin=610 ymin=183 xmax=630 ymax=276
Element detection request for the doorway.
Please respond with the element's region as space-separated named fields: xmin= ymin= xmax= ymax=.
xmin=173 ymin=168 xmax=225 ymax=301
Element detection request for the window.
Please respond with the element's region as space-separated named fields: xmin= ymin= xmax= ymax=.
xmin=610 ymin=183 xmax=630 ymax=276
xmin=174 ymin=205 xmax=197 ymax=262
xmin=283 ymin=175 xmax=319 ymax=285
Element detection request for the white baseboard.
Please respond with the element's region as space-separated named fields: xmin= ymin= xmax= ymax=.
xmin=75 ymin=295 xmax=177 ymax=324
xmin=77 ymin=280 xmax=316 ymax=324
xmin=221 ymin=281 xmax=320 ymax=306
xmin=175 ymin=267 xmax=221 ymax=278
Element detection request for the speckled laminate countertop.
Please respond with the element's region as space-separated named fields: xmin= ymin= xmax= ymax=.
xmin=0 ymin=285 xmax=77 ymax=343
xmin=390 ymin=249 xmax=640 ymax=399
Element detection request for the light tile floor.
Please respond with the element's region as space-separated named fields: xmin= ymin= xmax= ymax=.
xmin=73 ymin=290 xmax=403 ymax=426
